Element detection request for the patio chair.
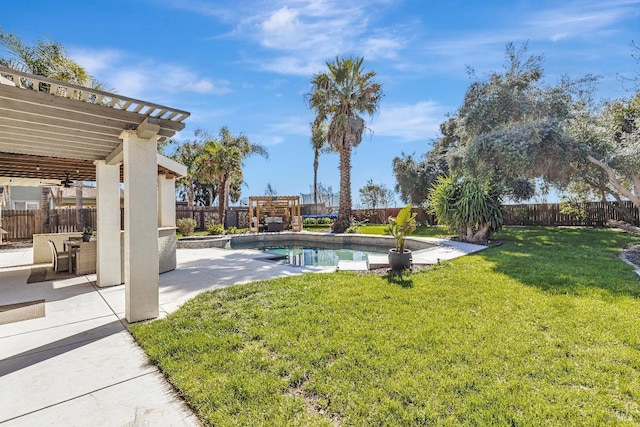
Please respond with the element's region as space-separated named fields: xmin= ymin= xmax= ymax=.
xmin=48 ymin=240 xmax=71 ymax=273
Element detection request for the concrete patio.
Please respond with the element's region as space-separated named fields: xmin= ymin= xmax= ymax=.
xmin=0 ymin=239 xmax=484 ymax=426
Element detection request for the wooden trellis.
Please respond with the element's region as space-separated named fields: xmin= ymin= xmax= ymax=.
xmin=248 ymin=196 xmax=302 ymax=233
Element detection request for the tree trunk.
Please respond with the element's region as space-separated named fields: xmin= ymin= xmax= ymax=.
xmin=472 ymin=223 xmax=492 ymax=242
xmin=218 ymin=173 xmax=227 ymax=228
xmin=313 ymin=149 xmax=319 ymax=209
xmin=465 ymin=225 xmax=474 ymax=242
xmin=586 ymin=155 xmax=640 ymax=209
xmin=332 ymin=143 xmax=352 ymax=233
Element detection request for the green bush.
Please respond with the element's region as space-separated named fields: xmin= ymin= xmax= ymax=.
xmin=226 ymin=226 xmax=239 ymax=234
xmin=176 ymin=218 xmax=197 ymax=236
xmin=345 ymin=225 xmax=361 ymax=234
xmin=303 ymin=218 xmax=318 ymax=226
xmin=207 ymin=224 xmax=225 ymax=235
xmin=559 ymin=197 xmax=589 ymax=222
xmin=319 ymin=217 xmax=334 ymax=225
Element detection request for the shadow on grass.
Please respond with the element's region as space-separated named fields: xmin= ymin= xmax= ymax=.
xmin=383 ymin=269 xmax=413 ymax=288
xmin=484 ymin=227 xmax=640 ymax=298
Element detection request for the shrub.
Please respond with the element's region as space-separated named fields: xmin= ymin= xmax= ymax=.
xmin=560 ymin=197 xmax=589 ymax=222
xmin=176 ymin=218 xmax=197 ymax=236
xmin=303 ymin=218 xmax=318 ymax=226
xmin=319 ymin=217 xmax=334 ymax=225
xmin=345 ymin=225 xmax=361 ymax=234
xmin=226 ymin=226 xmax=239 ymax=234
xmin=428 ymin=175 xmax=503 ymax=242
xmin=207 ymin=224 xmax=225 ymax=235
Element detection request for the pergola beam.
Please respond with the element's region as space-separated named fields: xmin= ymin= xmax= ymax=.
xmin=105 ymin=143 xmax=124 ymax=166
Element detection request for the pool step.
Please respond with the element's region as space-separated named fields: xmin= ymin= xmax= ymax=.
xmin=337 ymin=260 xmax=369 ymax=271
xmin=367 ymin=254 xmax=389 ymax=269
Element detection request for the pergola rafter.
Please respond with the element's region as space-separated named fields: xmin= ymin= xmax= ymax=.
xmin=0 ymin=66 xmax=188 ymax=179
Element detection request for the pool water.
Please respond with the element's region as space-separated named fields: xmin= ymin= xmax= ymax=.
xmin=231 ymin=242 xmax=388 ymax=266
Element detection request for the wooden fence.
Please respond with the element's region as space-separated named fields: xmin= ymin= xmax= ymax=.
xmin=1 ymin=207 xmax=104 ymax=239
xmin=503 ymin=201 xmax=640 ymax=226
xmin=2 ymin=201 xmax=639 ymax=239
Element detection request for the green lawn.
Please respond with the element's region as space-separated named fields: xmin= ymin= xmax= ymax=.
xmin=359 ymin=223 xmax=452 ymax=238
xmin=131 ymin=227 xmax=640 ymax=426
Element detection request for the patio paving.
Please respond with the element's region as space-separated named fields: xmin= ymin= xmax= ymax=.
xmin=0 ymin=239 xmax=484 ymax=426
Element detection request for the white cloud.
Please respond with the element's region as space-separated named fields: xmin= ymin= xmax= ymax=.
xmin=370 ymin=101 xmax=447 ymax=141
xmin=70 ymin=48 xmax=231 ymax=98
xmin=526 ymin=2 xmax=639 ymax=41
xmin=228 ymin=0 xmax=406 ymax=75
xmin=69 ymin=48 xmax=122 ymax=75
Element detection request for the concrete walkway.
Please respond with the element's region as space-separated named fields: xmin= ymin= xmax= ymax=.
xmin=0 ymin=240 xmax=484 ymax=426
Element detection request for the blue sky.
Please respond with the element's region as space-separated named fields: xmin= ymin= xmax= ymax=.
xmin=3 ymin=0 xmax=639 ymax=206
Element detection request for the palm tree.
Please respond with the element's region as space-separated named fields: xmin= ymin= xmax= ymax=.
xmin=202 ymin=127 xmax=268 ymax=228
xmin=0 ymin=28 xmax=93 ymax=86
xmin=172 ymin=140 xmax=206 ymax=207
xmin=310 ymin=122 xmax=329 ymax=212
xmin=307 ymin=56 xmax=382 ymax=233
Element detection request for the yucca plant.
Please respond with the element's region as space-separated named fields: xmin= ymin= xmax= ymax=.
xmin=428 ymin=175 xmax=503 ymax=242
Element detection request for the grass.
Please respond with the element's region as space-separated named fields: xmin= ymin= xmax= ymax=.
xmin=131 ymin=227 xmax=640 ymax=426
xmin=359 ymin=223 xmax=453 ymax=238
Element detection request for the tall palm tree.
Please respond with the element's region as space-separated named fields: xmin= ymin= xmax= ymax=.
xmin=307 ymin=56 xmax=382 ymax=233
xmin=202 ymin=127 xmax=268 ymax=228
xmin=310 ymin=122 xmax=329 ymax=211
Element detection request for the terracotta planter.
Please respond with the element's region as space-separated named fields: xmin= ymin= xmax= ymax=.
xmin=388 ymin=248 xmax=412 ymax=271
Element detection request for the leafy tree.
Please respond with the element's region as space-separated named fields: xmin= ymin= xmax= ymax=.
xmin=359 ymin=179 xmax=393 ymax=211
xmin=307 ymin=56 xmax=383 ymax=233
xmin=428 ymin=175 xmax=503 ymax=242
xmin=575 ymin=93 xmax=640 ymax=216
xmin=444 ymin=42 xmax=596 ymax=201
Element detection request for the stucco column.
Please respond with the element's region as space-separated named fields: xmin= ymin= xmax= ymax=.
xmin=158 ymin=174 xmax=176 ymax=227
xmin=95 ymin=160 xmax=122 ymax=287
xmin=122 ymin=130 xmax=159 ymax=323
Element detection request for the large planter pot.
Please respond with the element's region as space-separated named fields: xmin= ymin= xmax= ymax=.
xmin=82 ymin=233 xmax=91 ymax=242
xmin=388 ymin=248 xmax=412 ymax=271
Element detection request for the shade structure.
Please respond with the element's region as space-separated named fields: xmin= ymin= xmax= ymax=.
xmin=0 ymin=66 xmax=190 ymax=322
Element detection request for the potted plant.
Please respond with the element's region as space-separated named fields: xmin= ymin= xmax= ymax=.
xmin=388 ymin=204 xmax=417 ymax=271
xmin=82 ymin=226 xmax=93 ymax=242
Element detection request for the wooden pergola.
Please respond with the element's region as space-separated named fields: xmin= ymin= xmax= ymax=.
xmin=248 ymin=196 xmax=302 ymax=233
xmin=0 ymin=66 xmax=189 ymax=322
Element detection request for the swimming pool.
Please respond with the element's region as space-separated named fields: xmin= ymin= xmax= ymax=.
xmin=230 ymin=241 xmax=389 ymax=266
